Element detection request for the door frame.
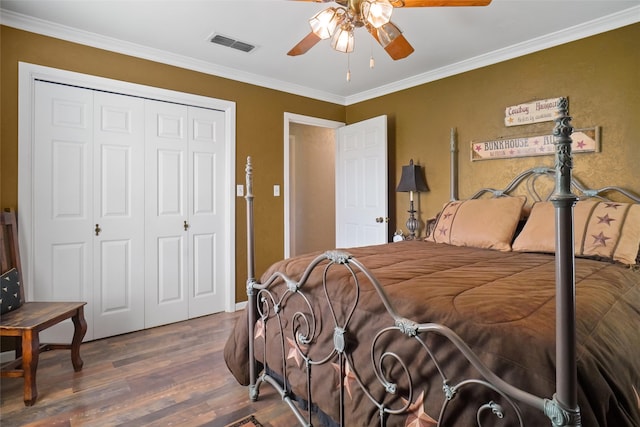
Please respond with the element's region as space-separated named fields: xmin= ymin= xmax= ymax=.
xmin=18 ymin=62 xmax=237 ymax=312
xmin=283 ymin=113 xmax=344 ymax=259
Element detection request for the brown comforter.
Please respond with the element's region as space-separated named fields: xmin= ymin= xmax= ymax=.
xmin=225 ymin=240 xmax=640 ymax=426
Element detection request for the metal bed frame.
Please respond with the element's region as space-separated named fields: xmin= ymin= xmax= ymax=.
xmin=240 ymin=98 xmax=636 ymax=426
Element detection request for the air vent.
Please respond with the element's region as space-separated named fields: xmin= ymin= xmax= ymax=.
xmin=209 ymin=33 xmax=256 ymax=53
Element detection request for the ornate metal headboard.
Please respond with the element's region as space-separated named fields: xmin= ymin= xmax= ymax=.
xmin=468 ymin=166 xmax=640 ymax=204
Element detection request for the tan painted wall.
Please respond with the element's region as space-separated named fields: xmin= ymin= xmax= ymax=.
xmin=0 ymin=26 xmax=344 ymax=302
xmin=2 ymin=23 xmax=639 ymax=303
xmin=347 ymin=23 xmax=640 ymax=229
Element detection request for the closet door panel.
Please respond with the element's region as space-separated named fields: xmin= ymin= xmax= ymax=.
xmin=188 ymin=107 xmax=226 ymax=317
xmin=34 ymin=81 xmax=95 ymax=341
xmin=92 ymin=91 xmax=145 ymax=339
xmin=145 ymin=100 xmax=189 ymax=327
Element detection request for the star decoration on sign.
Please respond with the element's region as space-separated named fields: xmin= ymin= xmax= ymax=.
xmin=402 ymin=391 xmax=438 ymax=427
xmin=332 ymin=360 xmax=357 ymax=399
xmin=474 ymin=145 xmax=483 ymax=152
xmin=442 ymin=213 xmax=453 ymax=220
xmin=591 ymin=231 xmax=611 ymax=247
xmin=597 ymin=213 xmax=616 ymax=226
xmin=286 ymin=336 xmax=308 ymax=368
xmin=437 ymin=227 xmax=448 ymax=236
xmin=576 ymin=139 xmax=586 ymax=149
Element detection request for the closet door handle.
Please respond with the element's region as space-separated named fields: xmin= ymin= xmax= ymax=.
xmin=95 ymin=224 xmax=101 ymax=236
xmin=184 ymin=220 xmax=190 ymax=231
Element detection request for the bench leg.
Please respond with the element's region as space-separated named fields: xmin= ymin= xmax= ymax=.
xmin=70 ymin=306 xmax=87 ymax=371
xmin=22 ymin=330 xmax=40 ymax=406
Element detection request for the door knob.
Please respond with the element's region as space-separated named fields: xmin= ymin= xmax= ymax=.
xmin=95 ymin=224 xmax=101 ymax=236
xmin=184 ymin=220 xmax=190 ymax=231
xmin=375 ymin=217 xmax=389 ymax=223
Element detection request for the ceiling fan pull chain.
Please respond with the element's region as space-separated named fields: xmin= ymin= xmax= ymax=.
xmin=370 ymin=38 xmax=375 ymax=68
xmin=347 ymin=53 xmax=352 ymax=82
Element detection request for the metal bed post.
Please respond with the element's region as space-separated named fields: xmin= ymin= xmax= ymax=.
xmin=245 ymin=156 xmax=259 ymax=401
xmin=545 ymin=98 xmax=582 ymax=426
xmin=450 ymin=127 xmax=458 ymax=201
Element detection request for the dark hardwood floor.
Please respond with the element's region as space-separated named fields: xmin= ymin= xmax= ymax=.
xmin=0 ymin=311 xmax=300 ymax=427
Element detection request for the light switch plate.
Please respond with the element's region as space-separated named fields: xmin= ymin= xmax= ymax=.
xmin=236 ymin=185 xmax=244 ymax=197
xmin=273 ymin=185 xmax=280 ymax=197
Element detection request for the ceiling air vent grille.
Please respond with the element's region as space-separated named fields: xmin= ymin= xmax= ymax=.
xmin=210 ymin=34 xmax=256 ymax=53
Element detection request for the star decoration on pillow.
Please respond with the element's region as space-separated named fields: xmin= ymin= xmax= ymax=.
xmin=597 ymin=213 xmax=616 ymax=226
xmin=591 ymin=231 xmax=611 ymax=247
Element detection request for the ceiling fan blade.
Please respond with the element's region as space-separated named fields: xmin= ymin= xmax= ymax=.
xmin=368 ymin=23 xmax=415 ymax=60
xmin=393 ymin=0 xmax=491 ymax=6
xmin=382 ymin=34 xmax=414 ymax=60
xmin=287 ymin=32 xmax=322 ymax=56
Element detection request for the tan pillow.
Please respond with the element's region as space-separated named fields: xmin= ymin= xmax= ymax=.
xmin=513 ymin=200 xmax=640 ymax=265
xmin=426 ymin=197 xmax=526 ymax=251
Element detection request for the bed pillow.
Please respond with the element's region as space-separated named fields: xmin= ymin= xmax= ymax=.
xmin=1 ymin=268 xmax=22 ymax=315
xmin=512 ymin=200 xmax=640 ymax=265
xmin=426 ymin=196 xmax=526 ymax=251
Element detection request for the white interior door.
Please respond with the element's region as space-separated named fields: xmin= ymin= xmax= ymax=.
xmin=335 ymin=115 xmax=388 ymax=248
xmin=187 ymin=106 xmax=226 ymax=317
xmin=20 ymin=63 xmax=237 ymax=341
xmin=92 ymin=91 xmax=145 ymax=339
xmin=34 ymin=81 xmax=95 ymax=340
xmin=145 ymin=100 xmax=190 ymax=327
xmin=34 ymin=82 xmax=147 ymax=341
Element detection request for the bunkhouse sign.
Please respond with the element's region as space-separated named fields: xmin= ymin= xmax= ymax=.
xmin=471 ymin=128 xmax=600 ymax=161
xmin=504 ymin=97 xmax=563 ymax=126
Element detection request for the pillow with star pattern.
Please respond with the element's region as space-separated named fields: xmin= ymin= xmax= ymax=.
xmin=1 ymin=268 xmax=22 ymax=315
xmin=512 ymin=200 xmax=640 ymax=265
xmin=425 ymin=196 xmax=526 ymax=251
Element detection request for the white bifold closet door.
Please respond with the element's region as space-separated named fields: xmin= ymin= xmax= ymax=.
xmin=34 ymin=82 xmax=145 ymax=340
xmin=144 ymin=100 xmax=226 ymax=328
xmin=33 ymin=81 xmax=226 ymax=341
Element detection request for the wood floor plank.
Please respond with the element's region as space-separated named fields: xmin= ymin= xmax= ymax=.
xmin=1 ymin=311 xmax=300 ymax=427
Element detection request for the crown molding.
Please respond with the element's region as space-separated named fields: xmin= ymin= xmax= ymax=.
xmin=2 ymin=6 xmax=638 ymax=106
xmin=345 ymin=6 xmax=639 ymax=105
xmin=0 ymin=9 xmax=347 ymax=105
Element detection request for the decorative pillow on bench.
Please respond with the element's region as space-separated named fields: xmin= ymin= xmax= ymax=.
xmin=1 ymin=268 xmax=22 ymax=315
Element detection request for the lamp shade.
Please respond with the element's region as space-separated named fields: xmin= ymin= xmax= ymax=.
xmin=309 ymin=7 xmax=340 ymax=40
xmin=396 ymin=159 xmax=429 ymax=193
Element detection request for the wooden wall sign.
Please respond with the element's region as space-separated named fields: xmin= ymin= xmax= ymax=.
xmin=504 ymin=97 xmax=564 ymax=127
xmin=471 ymin=127 xmax=600 ymax=161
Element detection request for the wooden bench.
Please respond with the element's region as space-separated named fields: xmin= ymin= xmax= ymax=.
xmin=1 ymin=209 xmax=87 ymax=406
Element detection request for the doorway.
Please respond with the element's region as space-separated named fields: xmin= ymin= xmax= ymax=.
xmin=284 ymin=114 xmax=343 ymax=258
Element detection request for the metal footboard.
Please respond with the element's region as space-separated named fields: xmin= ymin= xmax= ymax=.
xmin=244 ymin=98 xmax=582 ymax=426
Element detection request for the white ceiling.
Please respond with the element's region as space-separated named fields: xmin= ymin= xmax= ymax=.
xmin=1 ymin=0 xmax=638 ymax=105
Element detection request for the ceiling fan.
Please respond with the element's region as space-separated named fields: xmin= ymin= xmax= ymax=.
xmin=288 ymin=0 xmax=492 ymax=61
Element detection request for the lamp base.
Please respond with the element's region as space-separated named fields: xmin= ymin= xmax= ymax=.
xmin=405 ymin=201 xmax=418 ymax=240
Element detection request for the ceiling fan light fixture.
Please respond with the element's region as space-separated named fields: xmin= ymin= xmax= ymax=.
xmin=361 ymin=0 xmax=393 ymax=29
xmin=331 ymin=24 xmax=355 ymax=53
xmin=309 ymin=7 xmax=341 ymax=39
xmin=377 ymin=22 xmax=402 ymax=47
